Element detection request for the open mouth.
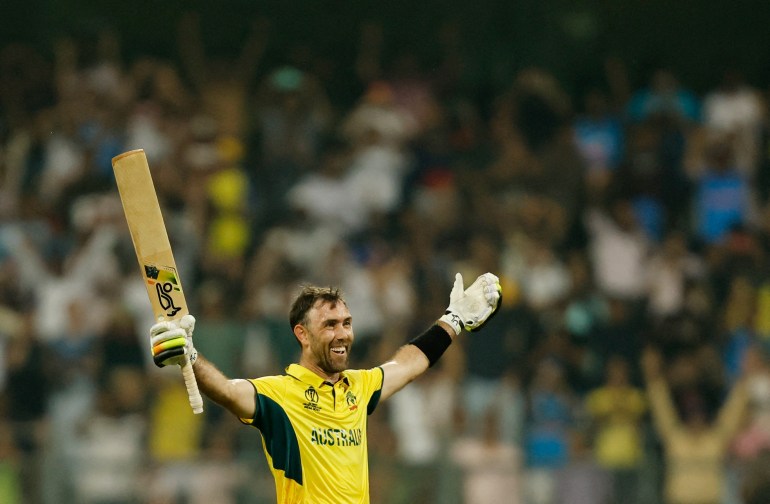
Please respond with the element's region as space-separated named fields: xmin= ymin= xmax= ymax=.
xmin=331 ymin=346 xmax=347 ymax=356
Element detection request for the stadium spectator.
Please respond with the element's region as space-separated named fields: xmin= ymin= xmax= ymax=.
xmin=585 ymin=355 xmax=647 ymax=504
xmin=642 ymin=346 xmax=748 ymax=504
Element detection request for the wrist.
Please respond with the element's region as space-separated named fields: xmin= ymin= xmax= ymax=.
xmin=439 ymin=310 xmax=463 ymax=335
xmin=436 ymin=319 xmax=459 ymax=338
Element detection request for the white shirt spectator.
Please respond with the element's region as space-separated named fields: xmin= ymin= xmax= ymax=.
xmin=345 ymin=144 xmax=409 ymax=217
xmin=703 ymin=81 xmax=764 ymax=174
xmin=72 ymin=413 xmax=146 ymax=503
xmin=585 ymin=206 xmax=650 ymax=300
xmin=451 ymin=436 xmax=521 ymax=504
xmin=646 ymin=233 xmax=704 ymax=319
xmin=520 ymin=243 xmax=571 ymax=310
xmin=288 ymin=172 xmax=365 ymax=232
xmin=390 ymin=373 xmax=455 ymax=464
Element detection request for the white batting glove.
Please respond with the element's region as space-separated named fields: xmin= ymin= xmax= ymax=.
xmin=150 ymin=314 xmax=197 ymax=368
xmin=439 ymin=272 xmax=502 ymax=334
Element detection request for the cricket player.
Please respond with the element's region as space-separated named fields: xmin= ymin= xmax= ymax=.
xmin=150 ymin=272 xmax=501 ymax=504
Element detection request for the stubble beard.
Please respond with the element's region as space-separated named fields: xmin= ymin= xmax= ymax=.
xmin=311 ymin=338 xmax=350 ymax=375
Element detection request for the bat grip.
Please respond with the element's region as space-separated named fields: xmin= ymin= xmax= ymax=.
xmin=181 ymin=358 xmax=204 ymax=414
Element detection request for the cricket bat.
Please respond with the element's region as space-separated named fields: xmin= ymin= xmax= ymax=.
xmin=112 ymin=149 xmax=204 ymax=414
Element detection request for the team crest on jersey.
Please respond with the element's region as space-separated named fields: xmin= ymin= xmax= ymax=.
xmin=304 ymin=386 xmax=321 ymax=412
xmin=346 ymin=391 xmax=358 ymax=411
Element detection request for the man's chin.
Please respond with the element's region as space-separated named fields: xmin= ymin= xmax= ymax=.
xmin=325 ymin=355 xmax=349 ymax=373
xmin=332 ymin=360 xmax=349 ymax=373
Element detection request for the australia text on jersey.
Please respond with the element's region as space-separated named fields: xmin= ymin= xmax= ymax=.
xmin=310 ymin=428 xmax=363 ymax=447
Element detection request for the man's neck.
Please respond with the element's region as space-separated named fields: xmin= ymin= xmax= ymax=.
xmin=299 ymin=359 xmax=341 ymax=384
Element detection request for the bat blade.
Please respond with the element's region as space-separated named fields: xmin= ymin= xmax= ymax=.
xmin=112 ymin=150 xmax=186 ymax=321
xmin=112 ymin=149 xmax=203 ymax=414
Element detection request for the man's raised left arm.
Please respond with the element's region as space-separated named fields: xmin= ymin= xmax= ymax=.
xmin=379 ymin=272 xmax=502 ymax=401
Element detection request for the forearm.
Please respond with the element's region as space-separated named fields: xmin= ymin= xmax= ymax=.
xmin=235 ymin=18 xmax=269 ymax=85
xmin=716 ymin=379 xmax=748 ymax=440
xmin=380 ymin=322 xmax=456 ymax=401
xmin=380 ymin=345 xmax=429 ymax=401
xmin=192 ymin=355 xmax=256 ymax=419
xmin=379 ymin=271 xmax=499 ymax=401
xmin=646 ymin=377 xmax=678 ymax=439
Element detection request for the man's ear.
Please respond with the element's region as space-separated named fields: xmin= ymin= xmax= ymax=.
xmin=294 ymin=324 xmax=308 ymax=346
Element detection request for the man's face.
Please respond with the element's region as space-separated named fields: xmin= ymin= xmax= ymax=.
xmin=301 ymin=300 xmax=354 ymax=375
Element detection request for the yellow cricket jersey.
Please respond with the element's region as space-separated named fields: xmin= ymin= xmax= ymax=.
xmin=241 ymin=364 xmax=384 ymax=504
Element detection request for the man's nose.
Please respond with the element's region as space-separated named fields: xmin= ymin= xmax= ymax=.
xmin=333 ymin=324 xmax=351 ymax=337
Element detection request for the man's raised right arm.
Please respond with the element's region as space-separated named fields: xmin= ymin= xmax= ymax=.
xmin=150 ymin=315 xmax=257 ymax=419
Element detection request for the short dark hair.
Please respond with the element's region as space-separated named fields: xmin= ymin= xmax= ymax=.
xmin=289 ymin=285 xmax=346 ymax=329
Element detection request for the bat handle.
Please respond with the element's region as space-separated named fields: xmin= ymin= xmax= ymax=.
xmin=181 ymin=357 xmax=204 ymax=414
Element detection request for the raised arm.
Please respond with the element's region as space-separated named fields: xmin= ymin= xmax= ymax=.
xmin=642 ymin=347 xmax=679 ymax=441
xmin=380 ymin=272 xmax=501 ymax=401
xmin=715 ymin=378 xmax=749 ymax=443
xmin=232 ymin=16 xmax=270 ymax=88
xmin=176 ymin=11 xmax=208 ymax=92
xmin=379 ymin=320 xmax=454 ymax=400
xmin=150 ymin=315 xmax=257 ymax=419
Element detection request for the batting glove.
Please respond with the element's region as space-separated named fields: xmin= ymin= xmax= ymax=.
xmin=150 ymin=314 xmax=197 ymax=368
xmin=439 ymin=272 xmax=502 ymax=334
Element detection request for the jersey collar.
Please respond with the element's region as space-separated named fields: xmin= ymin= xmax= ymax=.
xmin=286 ymin=363 xmax=350 ymax=388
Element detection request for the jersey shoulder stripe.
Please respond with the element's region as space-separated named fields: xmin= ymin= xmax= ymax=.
xmin=367 ymin=367 xmax=384 ymax=415
xmin=254 ymin=393 xmax=303 ymax=484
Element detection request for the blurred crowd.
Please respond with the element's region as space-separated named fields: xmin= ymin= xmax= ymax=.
xmin=2 ymin=13 xmax=770 ymax=504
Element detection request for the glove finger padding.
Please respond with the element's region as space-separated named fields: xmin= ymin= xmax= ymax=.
xmin=466 ymin=274 xmax=501 ymax=330
xmin=441 ymin=272 xmax=502 ymax=333
xmin=149 ymin=320 xmax=194 ymax=368
xmin=483 ymin=275 xmax=502 ymax=305
xmin=450 ymin=273 xmax=464 ymax=304
xmin=150 ymin=320 xmax=179 ymax=338
xmin=153 ymin=347 xmax=186 ymax=367
xmin=468 ymin=289 xmax=502 ymax=331
xmin=468 ymin=273 xmax=503 ymax=331
xmin=179 ymin=314 xmax=196 ymax=335
xmin=150 ymin=325 xmax=185 ymax=343
xmin=466 ymin=273 xmax=500 ymax=301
